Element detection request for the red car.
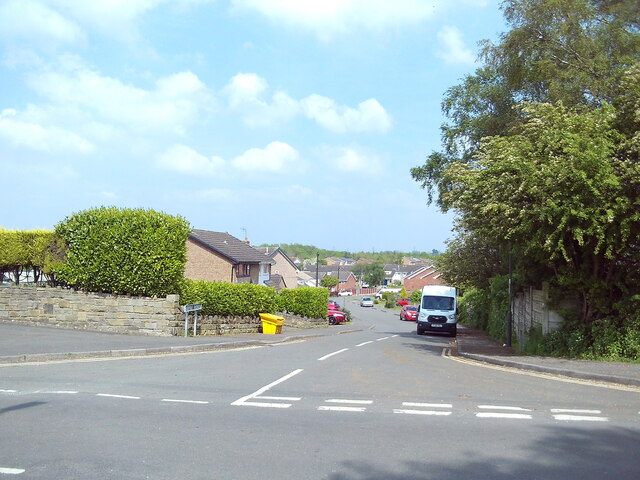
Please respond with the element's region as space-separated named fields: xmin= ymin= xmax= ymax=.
xmin=328 ymin=300 xmax=341 ymax=311
xmin=328 ymin=309 xmax=346 ymax=325
xmin=400 ymin=305 xmax=418 ymax=321
xmin=396 ymin=298 xmax=410 ymax=306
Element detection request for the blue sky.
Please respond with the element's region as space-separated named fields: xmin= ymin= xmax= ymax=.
xmin=0 ymin=0 xmax=506 ymax=253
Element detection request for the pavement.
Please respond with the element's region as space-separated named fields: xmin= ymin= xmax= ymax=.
xmin=1 ymin=321 xmax=638 ymax=388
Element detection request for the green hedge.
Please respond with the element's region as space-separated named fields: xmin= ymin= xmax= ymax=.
xmin=0 ymin=228 xmax=55 ymax=283
xmin=276 ymin=287 xmax=328 ymax=318
xmin=54 ymin=207 xmax=190 ymax=296
xmin=180 ymin=279 xmax=278 ymax=316
xmin=181 ymin=281 xmax=327 ymax=318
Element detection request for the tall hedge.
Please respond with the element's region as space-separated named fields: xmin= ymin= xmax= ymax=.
xmin=0 ymin=228 xmax=55 ymax=284
xmin=54 ymin=207 xmax=190 ymax=296
xmin=277 ymin=287 xmax=328 ymax=318
xmin=180 ymin=279 xmax=277 ymax=316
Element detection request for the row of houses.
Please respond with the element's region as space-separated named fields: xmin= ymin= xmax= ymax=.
xmin=185 ymin=229 xmax=444 ymax=294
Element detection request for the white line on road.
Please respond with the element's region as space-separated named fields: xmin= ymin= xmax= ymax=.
xmin=394 ymin=409 xmax=452 ymax=416
xmin=256 ymin=396 xmax=302 ymax=401
xmin=552 ymin=414 xmax=609 ymax=422
xmin=356 ymin=341 xmax=374 ymax=347
xmin=403 ymin=402 xmax=453 ymax=408
xmin=550 ymin=408 xmax=602 ymax=414
xmin=0 ymin=390 xmax=17 ymax=393
xmin=376 ymin=337 xmax=389 ymax=341
xmin=477 ymin=412 xmax=533 ymax=419
xmin=326 ymin=399 xmax=373 ymax=405
xmin=43 ymin=390 xmax=79 ymax=394
xmin=0 ymin=467 xmax=25 ymax=475
xmin=319 ymin=406 xmax=367 ymax=412
xmin=161 ymin=399 xmax=209 ymax=404
xmin=318 ymin=348 xmax=349 ymax=361
xmin=96 ymin=393 xmax=141 ymax=400
xmin=231 ymin=369 xmax=304 ymax=408
xmin=478 ymin=405 xmax=532 ymax=412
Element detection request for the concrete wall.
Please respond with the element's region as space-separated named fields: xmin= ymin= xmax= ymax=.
xmin=0 ymin=286 xmax=181 ymax=336
xmin=512 ymin=286 xmax=571 ymax=345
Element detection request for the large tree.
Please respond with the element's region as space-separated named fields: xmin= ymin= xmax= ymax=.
xmin=412 ymin=0 xmax=640 ymax=208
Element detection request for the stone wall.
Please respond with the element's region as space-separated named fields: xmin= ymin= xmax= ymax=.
xmin=0 ymin=286 xmax=328 ymax=337
xmin=0 ymin=286 xmax=181 ymax=336
xmin=189 ymin=312 xmax=327 ymax=336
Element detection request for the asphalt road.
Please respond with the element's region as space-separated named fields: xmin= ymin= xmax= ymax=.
xmin=1 ymin=297 xmax=639 ymax=479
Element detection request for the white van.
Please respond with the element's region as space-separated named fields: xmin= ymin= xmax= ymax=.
xmin=416 ymin=285 xmax=458 ymax=337
xmin=375 ymin=287 xmax=401 ymax=299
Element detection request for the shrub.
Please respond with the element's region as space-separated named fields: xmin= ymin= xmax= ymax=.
xmin=0 ymin=229 xmax=55 ymax=284
xmin=277 ymin=287 xmax=328 ymax=318
xmin=180 ymin=279 xmax=277 ymax=316
xmin=54 ymin=207 xmax=190 ymax=296
xmin=410 ymin=289 xmax=422 ymax=304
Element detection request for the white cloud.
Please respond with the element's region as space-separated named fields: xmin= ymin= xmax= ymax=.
xmin=232 ymin=141 xmax=299 ymax=172
xmin=158 ymin=141 xmax=300 ymax=176
xmin=222 ymin=73 xmax=299 ymax=127
xmin=26 ymin=57 xmax=212 ymax=136
xmin=0 ymin=107 xmax=95 ymax=154
xmin=301 ymin=95 xmax=392 ymax=134
xmin=0 ymin=0 xmax=85 ymax=49
xmin=318 ymin=145 xmax=383 ymax=175
xmin=195 ymin=188 xmax=233 ymax=201
xmin=231 ymin=0 xmax=437 ymax=39
xmin=157 ymin=144 xmax=225 ymax=176
xmin=436 ymin=25 xmax=476 ymax=66
xmin=223 ymin=73 xmax=391 ymax=133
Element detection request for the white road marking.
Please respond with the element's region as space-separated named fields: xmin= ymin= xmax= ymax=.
xmin=0 ymin=390 xmax=17 ymax=393
xmin=478 ymin=405 xmax=532 ymax=412
xmin=43 ymin=390 xmax=78 ymax=394
xmin=256 ymin=396 xmax=302 ymax=401
xmin=326 ymin=399 xmax=373 ymax=405
xmin=477 ymin=412 xmax=533 ymax=419
xmin=552 ymin=414 xmax=609 ymax=422
xmin=395 ymin=402 xmax=453 ymax=416
xmin=551 ymin=409 xmax=608 ymax=422
xmin=96 ymin=393 xmax=140 ymax=400
xmin=0 ymin=467 xmax=25 ymax=475
xmin=477 ymin=405 xmax=532 ymax=419
xmin=161 ymin=399 xmax=209 ymax=404
xmin=231 ymin=369 xmax=303 ymax=408
xmin=318 ymin=348 xmax=349 ymax=361
xmin=376 ymin=337 xmax=389 ymax=341
xmin=319 ymin=406 xmax=366 ymax=412
xmin=356 ymin=341 xmax=374 ymax=347
xmin=394 ymin=409 xmax=452 ymax=416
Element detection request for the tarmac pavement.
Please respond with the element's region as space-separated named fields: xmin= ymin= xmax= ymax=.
xmin=1 ymin=321 xmax=638 ymax=388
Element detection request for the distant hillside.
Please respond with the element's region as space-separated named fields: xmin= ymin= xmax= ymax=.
xmin=257 ymin=243 xmax=440 ymax=263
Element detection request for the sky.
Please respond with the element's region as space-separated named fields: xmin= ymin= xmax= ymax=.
xmin=0 ymin=0 xmax=507 ymax=253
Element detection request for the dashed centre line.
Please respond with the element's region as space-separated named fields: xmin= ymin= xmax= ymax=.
xmin=0 ymin=467 xmax=25 ymax=475
xmin=476 ymin=405 xmax=533 ymax=420
xmin=161 ymin=399 xmax=209 ymax=404
xmin=394 ymin=402 xmax=453 ymax=416
xmin=96 ymin=393 xmax=141 ymax=400
xmin=318 ymin=348 xmax=349 ymax=361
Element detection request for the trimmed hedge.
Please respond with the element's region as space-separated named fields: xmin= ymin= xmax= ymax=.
xmin=54 ymin=207 xmax=191 ymax=296
xmin=180 ymin=281 xmax=328 ymax=319
xmin=0 ymin=228 xmax=55 ymax=283
xmin=180 ymin=279 xmax=278 ymax=316
xmin=277 ymin=287 xmax=328 ymax=318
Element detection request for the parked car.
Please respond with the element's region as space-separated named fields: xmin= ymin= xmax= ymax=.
xmin=328 ymin=300 xmax=341 ymax=311
xmin=338 ymin=290 xmax=353 ymax=296
xmin=396 ymin=298 xmax=410 ymax=306
xmin=400 ymin=305 xmax=419 ymax=321
xmin=328 ymin=309 xmax=347 ymax=325
xmin=360 ymin=297 xmax=374 ymax=307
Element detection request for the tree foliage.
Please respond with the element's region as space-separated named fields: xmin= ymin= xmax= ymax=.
xmin=54 ymin=207 xmax=191 ymax=296
xmin=411 ymin=0 xmax=640 ymax=355
xmin=0 ymin=228 xmax=55 ymax=284
xmin=320 ymin=275 xmax=339 ymax=289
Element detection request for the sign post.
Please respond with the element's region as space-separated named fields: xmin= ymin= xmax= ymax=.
xmin=182 ymin=303 xmax=203 ymax=337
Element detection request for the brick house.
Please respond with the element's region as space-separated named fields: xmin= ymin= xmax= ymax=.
xmin=254 ymin=246 xmax=299 ymax=290
xmin=184 ymin=230 xmax=273 ymax=285
xmin=403 ymin=265 xmax=444 ymax=294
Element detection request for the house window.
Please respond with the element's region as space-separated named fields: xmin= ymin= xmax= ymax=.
xmin=236 ymin=264 xmax=251 ymax=277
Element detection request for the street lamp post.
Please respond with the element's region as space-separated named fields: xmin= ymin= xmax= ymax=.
xmin=315 ymin=253 xmax=319 ymax=287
